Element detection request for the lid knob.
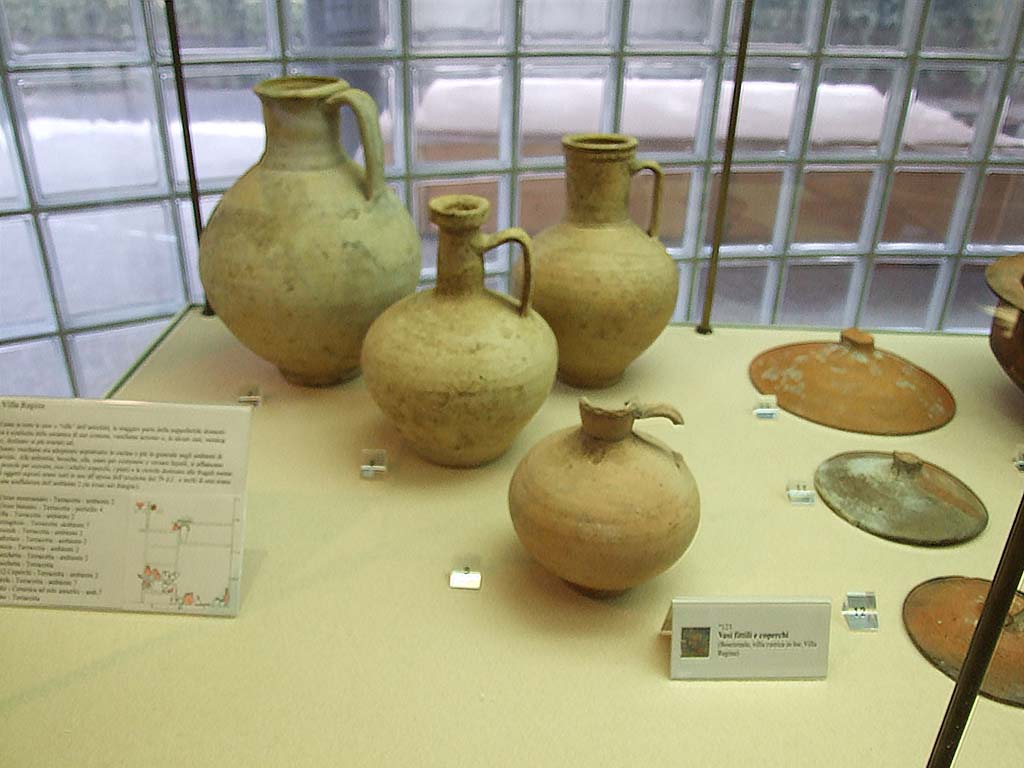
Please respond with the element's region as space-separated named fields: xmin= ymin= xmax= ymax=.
xmin=841 ymin=327 xmax=875 ymax=351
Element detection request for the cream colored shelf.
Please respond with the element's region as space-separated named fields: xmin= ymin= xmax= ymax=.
xmin=2 ymin=308 xmax=1022 ymax=767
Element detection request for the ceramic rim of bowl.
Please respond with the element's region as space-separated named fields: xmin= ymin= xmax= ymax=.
xmin=254 ymin=75 xmax=350 ymax=100
xmin=428 ymin=194 xmax=491 ymax=230
xmin=563 ymin=133 xmax=638 ymax=158
xmin=985 ymin=253 xmax=1024 ymax=310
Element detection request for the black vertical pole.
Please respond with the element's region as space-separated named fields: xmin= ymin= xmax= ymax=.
xmin=697 ymin=0 xmax=755 ymax=335
xmin=164 ymin=0 xmax=213 ymax=316
xmin=926 ymin=492 xmax=1024 ymax=767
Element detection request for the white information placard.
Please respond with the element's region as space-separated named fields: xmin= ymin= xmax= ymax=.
xmin=0 ymin=397 xmax=252 ymax=616
xmin=668 ymin=597 xmax=831 ymax=680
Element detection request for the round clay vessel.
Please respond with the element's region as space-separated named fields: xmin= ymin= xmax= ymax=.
xmin=749 ymin=328 xmax=955 ymax=435
xmin=508 ymin=399 xmax=700 ymax=594
xmin=361 ymin=195 xmax=557 ymax=467
xmin=903 ymin=576 xmax=1024 ymax=708
xmin=523 ymin=134 xmax=679 ymax=388
xmin=199 ymin=76 xmax=420 ymax=386
xmin=985 ymin=253 xmax=1024 ymax=394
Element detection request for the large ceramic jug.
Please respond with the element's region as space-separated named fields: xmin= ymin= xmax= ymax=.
xmin=361 ymin=194 xmax=557 ymax=467
xmin=525 ymin=134 xmax=679 ymax=388
xmin=508 ymin=399 xmax=700 ymax=594
xmin=199 ymin=76 xmax=420 ymax=386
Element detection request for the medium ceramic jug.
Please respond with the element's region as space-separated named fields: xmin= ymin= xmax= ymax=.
xmin=508 ymin=398 xmax=700 ymax=594
xmin=199 ymin=76 xmax=420 ymax=386
xmin=525 ymin=134 xmax=679 ymax=388
xmin=361 ymin=194 xmax=557 ymax=467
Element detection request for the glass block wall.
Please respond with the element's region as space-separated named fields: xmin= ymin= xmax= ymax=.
xmin=2 ymin=0 xmax=1024 ymax=397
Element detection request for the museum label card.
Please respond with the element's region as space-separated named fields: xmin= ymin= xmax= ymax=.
xmin=0 ymin=397 xmax=251 ymax=616
xmin=668 ymin=597 xmax=831 ymax=680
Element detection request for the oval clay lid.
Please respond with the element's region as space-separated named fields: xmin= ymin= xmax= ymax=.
xmin=749 ymin=328 xmax=955 ymax=435
xmin=814 ymin=451 xmax=987 ymax=546
xmin=903 ymin=576 xmax=1024 ymax=708
xmin=985 ymin=253 xmax=1024 ymax=310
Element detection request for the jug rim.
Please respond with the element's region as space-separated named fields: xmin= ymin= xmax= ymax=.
xmin=563 ymin=133 xmax=637 ymax=155
xmin=428 ymin=194 xmax=491 ymax=230
xmin=254 ymin=75 xmax=350 ymax=100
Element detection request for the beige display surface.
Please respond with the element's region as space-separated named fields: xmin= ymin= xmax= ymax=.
xmin=2 ymin=309 xmax=1022 ymax=766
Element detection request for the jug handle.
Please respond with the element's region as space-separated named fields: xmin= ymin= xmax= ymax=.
xmin=473 ymin=228 xmax=534 ymax=317
xmin=325 ymin=88 xmax=386 ymax=202
xmin=628 ymin=158 xmax=664 ymax=239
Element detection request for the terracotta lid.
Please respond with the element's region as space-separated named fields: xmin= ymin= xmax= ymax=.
xmin=814 ymin=451 xmax=987 ymax=546
xmin=749 ymin=328 xmax=955 ymax=435
xmin=985 ymin=253 xmax=1024 ymax=310
xmin=903 ymin=576 xmax=1024 ymax=708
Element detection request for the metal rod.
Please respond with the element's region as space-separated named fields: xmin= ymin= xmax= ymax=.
xmin=164 ymin=0 xmax=212 ymax=316
xmin=926 ymin=491 xmax=1024 ymax=768
xmin=697 ymin=0 xmax=755 ymax=335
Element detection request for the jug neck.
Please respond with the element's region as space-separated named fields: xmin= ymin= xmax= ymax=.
xmin=431 ymin=195 xmax=489 ymax=297
xmin=564 ymin=134 xmax=637 ymax=226
xmin=579 ymin=399 xmax=684 ymax=442
xmin=256 ymin=77 xmax=348 ymax=171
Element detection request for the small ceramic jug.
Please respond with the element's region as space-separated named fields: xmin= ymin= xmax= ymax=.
xmin=525 ymin=134 xmax=679 ymax=388
xmin=508 ymin=398 xmax=700 ymax=593
xmin=361 ymin=194 xmax=557 ymax=467
xmin=199 ymin=76 xmax=420 ymax=386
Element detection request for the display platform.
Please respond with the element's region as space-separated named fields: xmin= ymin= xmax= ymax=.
xmin=2 ymin=308 xmax=1022 ymax=767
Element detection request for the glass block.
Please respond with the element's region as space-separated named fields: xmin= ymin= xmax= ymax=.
xmin=793 ymin=169 xmax=872 ymax=245
xmin=485 ymin=274 xmax=510 ymax=294
xmin=0 ymin=338 xmax=72 ymax=398
xmin=410 ymin=0 xmax=509 ymax=51
xmin=922 ymin=0 xmax=1013 ymax=54
xmin=703 ymin=170 xmax=782 ymax=246
xmin=1 ymin=0 xmax=143 ymax=63
xmin=70 ymin=319 xmax=172 ymax=398
xmin=902 ymin=65 xmax=997 ymax=156
xmin=622 ymin=58 xmax=707 ymax=156
xmin=0 ymin=216 xmax=56 ymax=341
xmin=520 ymin=58 xmax=614 ymax=160
xmin=671 ymin=261 xmax=692 ymax=322
xmin=690 ymin=260 xmax=772 ymax=325
xmin=993 ymin=65 xmax=1024 ymax=158
xmin=971 ymin=173 xmax=1024 ymax=245
xmin=151 ymin=0 xmax=277 ymax=60
xmin=161 ymin=64 xmax=278 ymax=191
xmin=12 ymin=68 xmax=166 ymax=203
xmin=412 ymin=177 xmax=503 ymax=274
xmin=45 ymin=203 xmax=186 ymax=329
xmin=518 ymin=172 xmax=566 ymax=235
xmin=628 ymin=0 xmax=718 ymax=51
xmin=860 ymin=260 xmax=940 ymax=330
xmin=412 ymin=60 xmax=508 ymax=165
xmin=881 ymin=170 xmax=963 ymax=245
xmin=0 ymin=93 xmax=27 ymax=210
xmin=631 ymin=166 xmax=691 ymax=246
xmin=728 ymin=0 xmax=813 ymax=49
xmin=827 ymin=0 xmax=908 ymax=49
xmin=177 ymin=195 xmax=222 ymax=303
xmin=942 ymin=260 xmax=996 ymax=332
xmin=716 ymin=60 xmax=805 ymax=155
xmin=522 ymin=0 xmax=615 ymax=50
xmin=777 ymin=260 xmax=856 ymax=327
xmin=287 ymin=62 xmax=402 ymax=172
xmin=284 ymin=0 xmax=396 ymax=54
xmin=809 ymin=62 xmax=899 ymax=155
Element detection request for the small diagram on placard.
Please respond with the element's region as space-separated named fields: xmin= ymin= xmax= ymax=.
xmin=123 ymin=495 xmax=240 ymax=613
xmin=680 ymin=627 xmax=711 ymax=658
